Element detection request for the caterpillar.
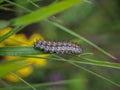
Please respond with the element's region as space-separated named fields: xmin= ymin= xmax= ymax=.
xmin=34 ymin=40 xmax=82 ymax=55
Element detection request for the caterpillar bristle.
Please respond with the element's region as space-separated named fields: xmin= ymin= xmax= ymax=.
xmin=34 ymin=40 xmax=82 ymax=55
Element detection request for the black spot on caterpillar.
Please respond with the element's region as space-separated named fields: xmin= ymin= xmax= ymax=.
xmin=34 ymin=40 xmax=82 ymax=55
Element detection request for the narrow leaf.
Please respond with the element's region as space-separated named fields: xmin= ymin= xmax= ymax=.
xmin=80 ymin=57 xmax=120 ymax=69
xmin=0 ymin=46 xmax=44 ymax=56
xmin=11 ymin=0 xmax=83 ymax=26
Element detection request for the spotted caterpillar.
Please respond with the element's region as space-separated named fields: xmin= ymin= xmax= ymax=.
xmin=34 ymin=40 xmax=82 ymax=55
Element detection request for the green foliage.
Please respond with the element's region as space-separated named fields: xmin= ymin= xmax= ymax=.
xmin=0 ymin=0 xmax=120 ymax=90
xmin=0 ymin=46 xmax=43 ymax=56
xmin=11 ymin=0 xmax=83 ymax=26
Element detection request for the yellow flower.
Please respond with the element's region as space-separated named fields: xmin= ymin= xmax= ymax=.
xmin=16 ymin=66 xmax=33 ymax=77
xmin=0 ymin=27 xmax=11 ymax=36
xmin=5 ymin=74 xmax=20 ymax=83
xmin=4 ymin=34 xmax=27 ymax=46
xmin=27 ymin=54 xmax=49 ymax=67
xmin=0 ymin=27 xmax=11 ymax=46
xmin=0 ymin=27 xmax=27 ymax=46
xmin=4 ymin=55 xmax=33 ymax=82
xmin=4 ymin=56 xmax=20 ymax=61
xmin=28 ymin=33 xmax=44 ymax=45
xmin=5 ymin=66 xmax=33 ymax=82
xmin=0 ymin=42 xmax=4 ymax=47
xmin=2 ymin=28 xmax=49 ymax=82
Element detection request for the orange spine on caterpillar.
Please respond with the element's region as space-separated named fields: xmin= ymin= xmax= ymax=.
xmin=34 ymin=40 xmax=82 ymax=55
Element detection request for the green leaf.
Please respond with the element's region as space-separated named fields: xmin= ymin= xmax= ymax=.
xmin=11 ymin=0 xmax=83 ymax=26
xmin=80 ymin=57 xmax=120 ymax=69
xmin=0 ymin=60 xmax=30 ymax=78
xmin=0 ymin=46 xmax=44 ymax=56
xmin=55 ymin=57 xmax=120 ymax=69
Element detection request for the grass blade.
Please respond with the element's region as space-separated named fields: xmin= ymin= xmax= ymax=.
xmin=11 ymin=0 xmax=83 ymax=26
xmin=11 ymin=73 xmax=37 ymax=90
xmin=80 ymin=57 xmax=120 ymax=69
xmin=0 ymin=46 xmax=44 ymax=56
xmin=0 ymin=79 xmax=82 ymax=89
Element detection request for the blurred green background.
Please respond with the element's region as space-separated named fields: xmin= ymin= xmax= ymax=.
xmin=0 ymin=0 xmax=120 ymax=90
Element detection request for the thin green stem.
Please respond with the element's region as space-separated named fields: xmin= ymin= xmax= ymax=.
xmin=68 ymin=62 xmax=120 ymax=87
xmin=0 ymin=79 xmax=82 ymax=89
xmin=27 ymin=0 xmax=40 ymax=8
xmin=5 ymin=0 xmax=32 ymax=12
xmin=11 ymin=72 xmax=37 ymax=90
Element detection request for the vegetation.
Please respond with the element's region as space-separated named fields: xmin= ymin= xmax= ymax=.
xmin=0 ymin=0 xmax=120 ymax=90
